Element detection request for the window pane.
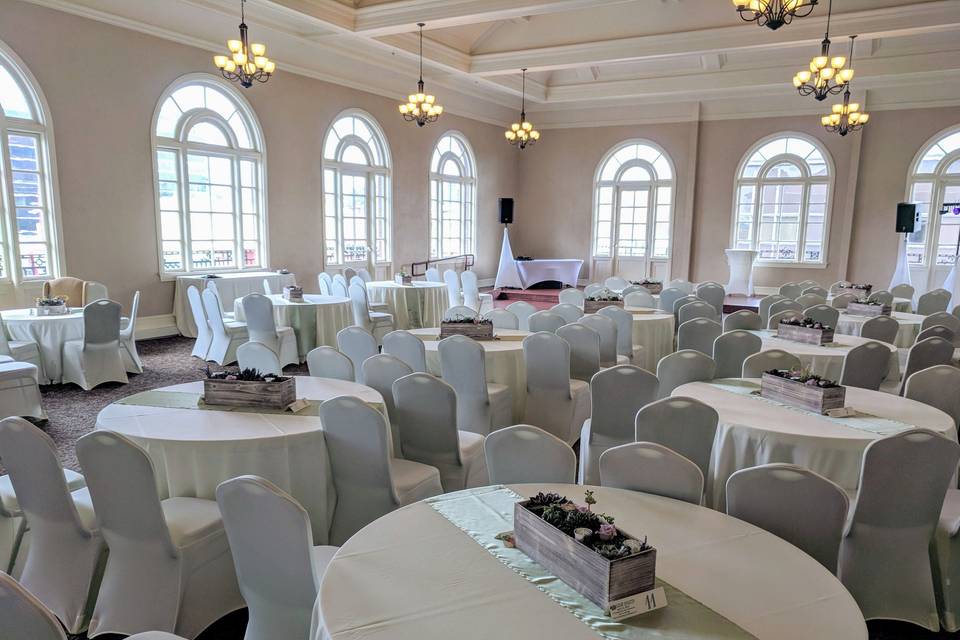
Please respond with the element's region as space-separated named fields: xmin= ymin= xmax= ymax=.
xmin=156 ymin=98 xmax=181 ymax=138
xmin=620 ymin=165 xmax=651 ymax=181
xmin=8 ymin=134 xmax=39 ymax=172
xmin=0 ymin=64 xmax=32 ymax=119
xmin=19 ymin=243 xmax=48 ymax=278
xmin=187 ymin=122 xmax=229 ymax=146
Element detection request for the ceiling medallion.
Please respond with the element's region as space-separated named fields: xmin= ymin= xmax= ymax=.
xmin=821 ymin=36 xmax=869 ymax=136
xmin=398 ymin=23 xmax=444 ymax=127
xmin=732 ymin=0 xmax=818 ymax=30
xmin=793 ymin=0 xmax=854 ymax=100
xmin=213 ymin=0 xmax=275 ymax=88
xmin=504 ymin=69 xmax=540 ymax=150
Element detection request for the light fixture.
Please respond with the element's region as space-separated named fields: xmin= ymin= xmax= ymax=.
xmin=399 ymin=23 xmax=443 ymax=127
xmin=821 ymin=37 xmax=868 ymax=136
xmin=214 ymin=0 xmax=275 ymax=88
xmin=793 ymin=0 xmax=853 ymax=100
xmin=504 ymin=69 xmax=540 ymax=150
xmin=732 ymin=0 xmax=818 ymax=30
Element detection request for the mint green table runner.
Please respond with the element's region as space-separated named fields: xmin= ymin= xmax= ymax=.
xmin=427 ymin=486 xmax=755 ymax=640
xmin=116 ymin=390 xmax=326 ymax=416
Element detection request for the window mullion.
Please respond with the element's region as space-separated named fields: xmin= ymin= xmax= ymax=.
xmin=180 ymin=150 xmax=192 ymax=273
xmin=798 ymin=183 xmax=811 ymax=263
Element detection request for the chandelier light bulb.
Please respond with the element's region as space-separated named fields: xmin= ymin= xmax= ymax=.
xmin=734 ymin=0 xmax=816 ymax=30
xmin=250 ymin=43 xmax=266 ymax=57
xmin=216 ymin=0 xmax=275 ymax=88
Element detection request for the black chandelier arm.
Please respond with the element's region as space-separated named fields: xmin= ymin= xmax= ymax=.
xmin=738 ymin=0 xmax=818 ymax=29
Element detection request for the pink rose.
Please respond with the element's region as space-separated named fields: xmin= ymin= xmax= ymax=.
xmin=598 ymin=523 xmax=616 ymax=541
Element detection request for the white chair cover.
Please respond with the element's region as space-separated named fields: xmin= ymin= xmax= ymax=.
xmin=186 ymin=286 xmax=211 ymax=360
xmin=621 ymin=290 xmax=654 ymax=309
xmin=557 ymin=323 xmax=601 ymax=382
xmin=796 ymin=280 xmax=820 ymax=291
xmin=658 ymin=287 xmax=685 ymax=313
xmin=349 ymin=275 xmax=365 ymax=290
xmin=578 ymin=364 xmax=659 ymax=485
xmin=921 ymin=311 xmax=960 ymax=338
xmin=599 ymin=442 xmax=704 ymax=504
xmin=917 ymin=288 xmax=952 ymax=315
xmin=904 ymin=365 xmax=960 ymax=428
xmin=676 ymin=318 xmax=721 ymax=356
xmin=348 ymin=284 xmax=394 ymax=338
xmin=829 ymin=281 xmax=851 ymax=295
xmin=0 ymin=363 xmax=44 ymax=420
xmin=337 ymin=326 xmax=378 ymax=383
xmin=604 ymin=276 xmax=630 ymax=290
xmin=318 ymin=273 xmax=334 ymax=296
xmin=527 ymin=310 xmax=566 ymax=334
xmin=461 ymin=270 xmax=491 ymax=312
xmin=769 ymin=299 xmax=803 ymax=318
xmin=897 ymin=336 xmax=955 ymax=395
xmin=598 ymin=305 xmax=643 ymax=363
xmin=558 ymin=288 xmax=585 ymax=308
xmin=215 ymin=475 xmax=337 ymax=640
xmin=550 ymin=303 xmax=583 ymax=324
xmin=696 ymin=283 xmax=725 ymax=316
xmin=891 ymin=283 xmax=916 ymax=300
xmin=483 ymin=309 xmax=519 ymax=330
xmin=382 ymin=330 xmax=428 ymax=373
xmin=666 ymin=279 xmax=694 ymax=294
xmin=620 ymin=285 xmax=646 ymax=298
xmin=839 ymin=341 xmax=891 ymax=391
xmin=425 ymin=267 xmax=441 ymax=283
xmin=305 ymin=346 xmax=354 ymax=381
xmin=200 ymin=289 xmax=247 ymax=365
xmin=722 ymin=310 xmax=762 ymax=332
xmin=85 ymin=281 xmax=108 ymax=303
xmin=868 ymin=290 xmax=894 ymax=306
xmin=119 ymin=290 xmax=143 ymax=373
xmin=712 ymin=329 xmax=761 ymax=379
xmin=237 ymin=342 xmax=283 ymax=376
xmin=778 ymin=283 xmax=804 ymax=299
xmin=357 ymin=268 xmax=372 ymax=283
xmin=0 ymin=571 xmax=67 ymax=640
xmin=804 ymin=304 xmax=840 ymax=328
xmin=831 ymin=292 xmax=858 ymax=309
xmin=634 ymin=396 xmax=718 ymax=481
xmin=438 ymin=335 xmax=512 ymax=435
xmin=860 ymin=316 xmax=900 ymax=344
xmin=0 ymin=313 xmax=41 ymax=371
xmin=803 ymin=286 xmax=830 ymax=299
xmin=484 ymin=425 xmax=576 ymax=485
xmin=796 ymin=293 xmax=827 ymax=310
xmin=742 ymin=349 xmax=802 ymax=378
xmin=916 ymin=326 xmax=955 ymax=344
xmin=342 ymin=267 xmax=357 ymax=282
xmin=361 ymin=354 xmax=413 ymax=456
xmin=839 ymin=429 xmax=960 ymax=630
xmin=672 ymin=295 xmax=701 ymax=322
xmin=577 ymin=314 xmax=621 ymax=367
xmin=444 ymin=305 xmax=478 ymax=321
xmin=443 ymin=270 xmax=462 ymax=308
xmin=583 ymin=283 xmax=604 ymax=298
xmin=241 ymin=294 xmax=297 ymax=367
xmin=522 ymin=332 xmax=591 ymax=445
xmin=768 ymin=309 xmax=804 ymax=330
xmin=331 ymin=275 xmax=348 ymax=298
xmin=656 ymin=350 xmax=715 ymax=399
xmin=61 ymin=299 xmax=129 ymax=390
xmin=505 ymin=301 xmax=537 ymax=331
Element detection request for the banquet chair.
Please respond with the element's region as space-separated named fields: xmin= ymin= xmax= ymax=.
xmin=599 ymin=442 xmax=704 ymax=505
xmin=0 ymin=571 xmax=70 ymax=640
xmin=443 ymin=269 xmax=463 ymax=308
xmin=829 ymin=280 xmax=851 ymax=295
xmin=349 ymin=275 xmax=365 ymax=290
xmin=577 ymin=313 xmax=626 ymax=367
xmin=915 ymin=325 xmax=955 ymax=344
xmin=695 ymin=283 xmax=725 ymax=317
xmin=200 ymin=289 xmax=248 ymax=366
xmin=677 ymin=318 xmax=721 ymax=356
xmin=362 ymin=354 xmax=413 ymax=456
xmin=461 ymin=270 xmax=492 ymax=313
xmin=767 ymin=309 xmax=804 ymax=330
xmin=305 ymin=347 xmax=354 ymax=382
xmin=558 ymin=288 xmax=585 ymax=308
xmin=348 ymin=283 xmax=394 ymax=340
xmin=342 ymin=267 xmax=357 ymax=282
xmin=802 ymin=286 xmax=830 ymax=299
xmin=778 ymin=283 xmax=804 ymax=300
xmin=241 ymin=294 xmax=298 ymax=368
xmin=352 ymin=279 xmax=389 ymax=316
xmin=357 ymin=268 xmax=373 ymax=283
xmin=0 ymin=314 xmax=41 ymax=370
xmin=620 ymin=285 xmax=646 ymax=298
xmin=796 ymin=293 xmax=827 ymax=310
xmin=797 ymin=279 xmax=820 ymax=291
xmin=522 ymin=332 xmax=591 ymax=445
xmin=583 ymin=283 xmax=604 ymax=298
xmin=658 ymin=287 xmax=684 ymax=313
xmin=671 ymin=295 xmax=701 ymax=322
xmin=712 ymin=330 xmax=761 ymax=378
xmin=954 ymin=304 xmax=960 ymax=320
xmin=483 ymin=308 xmax=519 ymax=330
xmin=438 ymin=335 xmax=512 ymax=435
xmin=678 ymin=300 xmax=717 ymax=325
xmin=831 ymin=292 xmax=859 ymax=309
xmin=331 ymin=275 xmax=349 ymax=298
xmin=425 ymin=267 xmax=442 ymax=283
xmin=484 ymin=425 xmax=576 ymax=485
xmin=392 ymin=373 xmax=488 ymax=492
xmin=891 ymin=283 xmax=916 ymax=300
xmin=917 ymin=288 xmax=952 ymax=316
xmin=634 ymin=396 xmax=718 ymax=482
xmin=768 ymin=299 xmax=803 ymax=318
xmin=666 ymin=279 xmax=694 ymax=295
xmin=868 ymin=290 xmax=894 ymax=306
xmin=722 ymin=310 xmax=762 ymax=332
xmin=215 ymin=476 xmax=338 ymax=640
xmin=41 ymin=277 xmax=86 ymax=306
xmin=318 ymin=272 xmax=334 ymax=296
xmin=904 ymin=365 xmax=960 ymax=428
xmin=757 ymin=295 xmax=785 ymax=326
xmin=894 ymin=336 xmax=955 ymax=396
xmin=656 ymin=350 xmax=715 ymax=399
xmin=578 ymin=365 xmax=659 ymax=485
xmin=186 ymin=286 xmax=212 ymax=360
xmin=203 ymin=281 xmax=235 ymax=322
xmin=444 ymin=305 xmax=479 ymax=321
xmin=624 ymin=290 xmax=657 ymax=309
xmin=599 ymin=305 xmax=644 ymax=364
xmin=839 ymin=429 xmax=960 ymax=630
xmin=61 ymin=300 xmax=129 ymax=390
xmin=933 ymin=489 xmax=960 ymax=630
xmin=382 ymin=330 xmax=429 ymax=373
xmin=0 ymin=362 xmax=44 ymax=420
xmin=557 ymin=323 xmax=601 ymax=382
xmin=921 ymin=311 xmax=960 ymax=341
xmin=550 ymin=303 xmax=583 ymax=324
xmin=262 ymin=279 xmax=272 ymax=295
xmin=320 ymin=396 xmax=442 ymax=545
xmin=76 ymin=431 xmax=243 ymax=638
xmin=604 ymin=276 xmax=630 ymax=291
xmin=0 ymin=417 xmax=104 ymax=634
xmin=861 ymin=315 xmax=900 ymax=344
xmin=804 ymin=304 xmax=839 ymax=328
xmin=726 ymin=464 xmax=848 ymax=573
xmin=839 ymin=341 xmax=892 ymax=391
xmin=337 ymin=326 xmax=378 ymax=383
xmin=742 ymin=349 xmax=802 ymax=378
xmin=237 ymin=342 xmax=283 ymax=376
xmin=86 ymin=282 xmax=108 ymax=302
xmin=506 ymin=301 xmax=537 ymax=331
xmin=528 ymin=310 xmax=566 ymax=334
xmin=119 ymin=290 xmax=143 ymax=373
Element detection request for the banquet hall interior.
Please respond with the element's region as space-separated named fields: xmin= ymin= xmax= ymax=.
xmin=2 ymin=0 xmax=960 ymax=638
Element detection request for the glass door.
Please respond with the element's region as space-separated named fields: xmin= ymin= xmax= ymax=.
xmin=339 ymin=171 xmax=370 ymax=272
xmin=925 ymin=182 xmax=960 ymax=290
xmin=612 ymin=186 xmax=654 ymax=281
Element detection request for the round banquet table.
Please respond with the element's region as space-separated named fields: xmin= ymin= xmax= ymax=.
xmin=366 ymin=281 xmax=447 ymax=329
xmin=835 ymin=310 xmax=925 ymax=348
xmin=232 ymin=294 xmax=352 ymax=361
xmin=827 ymin=295 xmax=913 ymax=314
xmin=96 ymin=377 xmax=383 ymax=544
xmin=314 ymin=484 xmax=868 ymax=640
xmin=673 ymin=379 xmax=957 ymax=510
xmin=623 ymin=306 xmax=675 ymax=371
xmin=748 ymin=329 xmax=900 ymax=383
xmin=409 ymin=327 xmax=528 ymax=422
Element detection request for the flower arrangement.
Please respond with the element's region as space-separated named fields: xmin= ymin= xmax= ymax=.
xmin=395 ymin=270 xmax=413 ymax=285
xmin=206 ymin=366 xmax=288 ymax=384
xmin=35 ymin=295 xmax=67 ymax=306
xmin=442 ymin=314 xmax=492 ymax=325
xmin=838 ymin=282 xmax=871 ymax=291
xmin=584 ymin=288 xmax=623 ymax=302
xmin=779 ymin=316 xmax=832 ymax=331
xmin=765 ymin=368 xmax=839 ymax=389
xmin=854 ymin=298 xmax=882 ymax=305
xmin=440 ymin=315 xmax=494 ymax=339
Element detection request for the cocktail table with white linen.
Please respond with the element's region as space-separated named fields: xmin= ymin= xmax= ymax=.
xmin=748 ymin=330 xmax=900 ymax=383
xmin=232 ymin=294 xmax=352 ymax=360
xmin=623 ymin=307 xmax=674 ymax=370
xmin=835 ymin=311 xmax=925 ymax=348
xmin=366 ymin=281 xmax=447 ymax=329
xmin=174 ymin=271 xmax=297 ymax=337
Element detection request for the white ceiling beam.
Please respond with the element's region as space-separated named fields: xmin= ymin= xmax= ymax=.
xmin=469 ymin=21 xmax=507 ymax=54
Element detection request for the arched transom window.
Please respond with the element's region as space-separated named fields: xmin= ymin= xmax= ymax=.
xmin=153 ymin=75 xmax=266 ymax=274
xmin=905 ymin=126 xmax=960 ymax=270
xmin=430 ymin=132 xmax=476 ymax=259
xmin=0 ymin=43 xmax=61 ymax=282
xmin=732 ymin=134 xmax=833 ymax=264
xmin=322 ymin=111 xmax=392 ymax=266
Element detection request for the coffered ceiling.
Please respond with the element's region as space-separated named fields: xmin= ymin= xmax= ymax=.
xmin=24 ymin=0 xmax=960 ymax=125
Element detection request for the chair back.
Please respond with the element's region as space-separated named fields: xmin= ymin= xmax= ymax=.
xmin=444 ymin=305 xmax=478 ymax=321
xmin=917 ymin=288 xmax=952 ymax=315
xmin=768 ymin=309 xmax=803 ymax=329
xmin=42 ymin=277 xmax=85 ymax=306
xmin=121 ymin=290 xmax=141 ymax=340
xmin=349 ymin=275 xmax=365 ymax=290
xmin=528 ymin=310 xmax=566 ymax=334
xmin=484 ymin=425 xmax=576 ymax=484
xmin=678 ymin=300 xmax=717 ymax=325
xmin=620 ymin=285 xmax=646 ymax=298
xmin=829 ymin=280 xmax=850 ymax=295
xmin=557 ymin=323 xmax=601 ymax=382
xmin=598 ymin=305 xmax=635 ymax=358
xmin=658 ymin=287 xmax=685 ymax=313
xmin=677 ymin=318 xmax=721 ymax=356
xmin=802 ymin=286 xmax=829 ymax=299
xmin=603 ymin=276 xmax=629 ymax=290
xmin=550 ymin=303 xmax=583 ymax=324
xmin=599 ymin=442 xmax=704 ymax=505
xmin=804 ymin=304 xmax=839 ymax=328
xmin=867 ymin=290 xmax=894 ymax=306
xmin=187 ymin=286 xmax=211 ymax=355
xmin=713 ymin=330 xmax=761 ymax=378
xmin=0 ymin=572 xmax=67 ymax=640
xmin=82 ymin=299 xmax=121 ymax=349
xmin=505 ymin=301 xmax=536 ymax=331
xmin=461 ymin=270 xmax=482 ymax=310
xmin=305 ymin=347 xmax=354 ymax=381
xmin=695 ymin=283 xmax=725 ymax=316
xmin=796 ymin=279 xmax=820 ymax=291
xmin=392 ymin=373 xmax=462 ymax=470
xmin=671 ymin=295 xmax=700 ymax=322
xmin=830 ymin=292 xmax=858 ymax=309
xmin=237 ymin=342 xmax=282 ymax=376
xmin=860 ymin=315 xmax=900 ymax=344
xmin=769 ymin=299 xmax=803 ymax=318
xmin=757 ymin=295 xmax=785 ymax=325
xmin=337 ymin=326 xmax=378 ymax=382
xmin=577 ymin=314 xmax=618 ymax=366
xmin=742 ymin=349 xmax=802 ymax=378
xmin=915 ymin=325 xmax=955 ymax=344
xmin=331 ymin=275 xmax=348 ymax=298
xmin=318 ymin=273 xmax=333 ymax=296
xmin=357 ymin=268 xmax=372 ymax=283
xmin=624 ymin=290 xmax=656 ymax=308
xmin=590 ymin=365 xmax=659 ymax=442
xmin=347 ymin=284 xmax=375 ymax=331
xmin=558 ymin=288 xmax=585 ymax=308
xmin=362 ymin=354 xmax=413 ymax=444
xmin=438 ymin=335 xmax=491 ymax=434
xmin=666 ymin=279 xmax=694 ymax=294
xmin=524 ymin=332 xmax=574 ymax=397
xmin=242 ymin=293 xmax=281 ymax=352
xmin=656 ymin=350 xmax=715 ymax=399
xmin=839 ymin=341 xmax=892 ymax=391
xmin=722 ymin=310 xmax=762 ymax=332
xmin=796 ymin=293 xmax=827 ymax=309
xmin=900 ymin=336 xmax=955 ymax=395
xmin=904 ymin=365 xmax=960 ymax=428
xmin=778 ymin=283 xmax=804 ymax=299
xmin=583 ymin=283 xmax=604 ymax=298
xmin=634 ymin=396 xmax=718 ymax=480
xmin=442 ymin=270 xmax=462 ymax=308
xmin=382 ymin=330 xmax=428 ymax=373
xmin=890 ymin=283 xmax=915 ymax=300
xmin=921 ymin=311 xmax=960 ymax=338
xmin=483 ymin=309 xmax=519 ymax=330
xmin=201 ymin=288 xmax=230 ymax=338
xmin=425 ymin=267 xmax=441 ymax=282
xmin=342 ymin=267 xmax=357 ymax=282
xmin=726 ymin=464 xmax=848 ymax=572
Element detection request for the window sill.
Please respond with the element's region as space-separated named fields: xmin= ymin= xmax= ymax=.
xmin=754 ymin=261 xmax=829 ymax=270
xmin=158 ymin=267 xmax=271 ymax=283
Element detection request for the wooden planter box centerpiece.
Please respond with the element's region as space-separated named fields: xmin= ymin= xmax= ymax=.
xmin=35 ymin=296 xmax=69 ymax=316
xmin=838 ymin=283 xmax=872 ymax=297
xmin=847 ymin=301 xmax=891 ymax=317
xmin=760 ymin=370 xmax=846 ymax=414
xmin=283 ymin=285 xmax=304 ymax=302
xmin=203 ymin=369 xmax=296 ymax=410
xmin=440 ymin=318 xmax=495 ymax=340
xmin=777 ymin=318 xmax=834 ymax=345
xmin=513 ymin=491 xmax=656 ymax=611
xmin=632 ymin=281 xmax=663 ymax=295
xmin=585 ymin=289 xmax=625 ymax=314
xmin=395 ymin=273 xmax=413 ymax=285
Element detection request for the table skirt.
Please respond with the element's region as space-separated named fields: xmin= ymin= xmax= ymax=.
xmin=367 ymin=283 xmax=447 ymax=329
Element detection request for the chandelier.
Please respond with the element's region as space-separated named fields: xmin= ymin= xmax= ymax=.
xmin=793 ymin=2 xmax=854 ymax=100
xmin=505 ymin=69 xmax=540 ymax=150
xmin=214 ymin=0 xmax=275 ymax=88
xmin=821 ymin=37 xmax=868 ymax=136
xmin=733 ymin=0 xmax=818 ymax=30
xmin=399 ymin=23 xmax=443 ymax=127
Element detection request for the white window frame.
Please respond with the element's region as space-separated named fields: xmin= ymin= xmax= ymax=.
xmin=429 ymin=131 xmax=477 ymax=260
xmin=151 ymin=73 xmax=268 ymax=279
xmin=904 ymin=124 xmax=960 ymax=270
xmin=0 ymin=39 xmax=64 ymax=284
xmin=730 ymin=132 xmax=834 ymax=268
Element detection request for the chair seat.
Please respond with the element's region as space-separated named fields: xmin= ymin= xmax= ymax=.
xmin=160 ymin=497 xmax=225 ymax=547
xmin=616 ymin=354 xmax=631 ymax=365
xmin=9 ymin=341 xmax=40 ymax=361
xmin=223 ymin=320 xmax=248 ymax=334
xmin=0 ymin=362 xmax=38 ymax=381
xmin=390 ymin=458 xmax=443 ymax=506
xmin=369 ymin=302 xmax=390 ymax=312
xmin=0 ymin=469 xmax=85 ymax=516
xmin=311 ymin=544 xmax=339 ymax=577
xmin=458 ymin=429 xmax=485 ymax=461
xmin=370 ymin=311 xmax=393 ymax=322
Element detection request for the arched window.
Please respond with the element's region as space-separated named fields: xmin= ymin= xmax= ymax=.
xmin=905 ymin=126 xmax=960 ymax=273
xmin=732 ymin=134 xmax=833 ymax=264
xmin=152 ymin=75 xmax=266 ymax=274
xmin=430 ymin=132 xmax=476 ymax=259
xmin=592 ymin=141 xmax=674 ymax=277
xmin=0 ymin=42 xmax=61 ymax=282
xmin=322 ymin=110 xmax=392 ymax=267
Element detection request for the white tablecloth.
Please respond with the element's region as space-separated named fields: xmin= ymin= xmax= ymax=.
xmin=835 ymin=311 xmax=924 ymax=348
xmin=624 ymin=307 xmax=675 ymax=371
xmin=827 ymin=296 xmax=913 ymax=313
xmin=96 ymin=377 xmax=382 ymax=544
xmin=366 ymin=281 xmax=447 ymax=329
xmin=749 ymin=330 xmax=900 ymax=383
xmin=410 ymin=328 xmax=528 ymax=422
xmin=516 ymin=259 xmax=583 ymax=289
xmin=674 ymin=379 xmax=957 ymax=509
xmin=233 ymin=294 xmax=352 ymax=360
xmin=315 ymin=483 xmax=867 ymax=640
xmin=174 ymin=271 xmax=297 ymax=337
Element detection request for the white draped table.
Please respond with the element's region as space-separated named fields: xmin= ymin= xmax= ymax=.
xmin=366 ymin=281 xmax=447 ymax=329
xmin=673 ymin=379 xmax=957 ymax=509
xmin=315 ymin=484 xmax=867 ymax=640
xmin=748 ymin=330 xmax=900 ymax=383
xmin=174 ymin=271 xmax=297 ymax=337
xmin=623 ymin=307 xmax=675 ymax=371
xmin=516 ymin=259 xmax=583 ymax=289
xmin=96 ymin=377 xmax=383 ymax=544
xmin=826 ymin=296 xmax=913 ymax=313
xmin=232 ymin=294 xmax=352 ymax=360
xmin=835 ymin=310 xmax=925 ymax=348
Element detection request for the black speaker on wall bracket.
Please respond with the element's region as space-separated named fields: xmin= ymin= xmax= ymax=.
xmin=499 ymin=198 xmax=514 ymax=225
xmin=896 ymin=202 xmax=917 ymax=234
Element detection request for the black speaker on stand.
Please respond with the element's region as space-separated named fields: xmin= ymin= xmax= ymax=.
xmin=896 ymin=202 xmax=917 ymax=234
xmin=499 ymin=198 xmax=514 ymax=225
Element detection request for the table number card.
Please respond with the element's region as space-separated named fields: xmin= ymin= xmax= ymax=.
xmin=606 ymin=586 xmax=667 ymax=621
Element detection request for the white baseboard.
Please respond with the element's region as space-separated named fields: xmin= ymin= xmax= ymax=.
xmin=136 ymin=313 xmax=179 ymax=339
